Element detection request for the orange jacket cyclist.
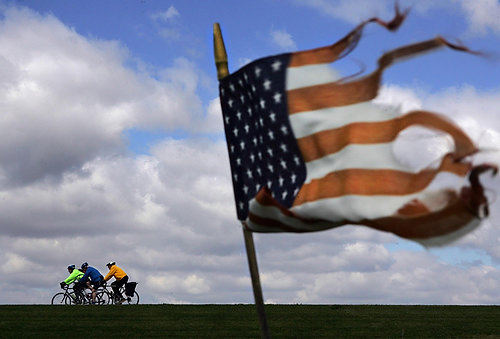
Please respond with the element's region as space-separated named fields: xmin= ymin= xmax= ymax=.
xmin=104 ymin=261 xmax=128 ymax=303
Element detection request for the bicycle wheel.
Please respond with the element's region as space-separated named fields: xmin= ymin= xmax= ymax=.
xmin=66 ymin=293 xmax=80 ymax=305
xmin=123 ymin=291 xmax=139 ymax=305
xmin=51 ymin=292 xmax=70 ymax=305
xmin=96 ymin=290 xmax=111 ymax=305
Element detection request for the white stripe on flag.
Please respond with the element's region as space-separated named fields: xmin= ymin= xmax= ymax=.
xmin=291 ymin=173 xmax=465 ymax=221
xmin=304 ymin=143 xmax=410 ymax=183
xmin=286 ymin=63 xmax=340 ymax=90
xmin=289 ymin=102 xmax=400 ymax=139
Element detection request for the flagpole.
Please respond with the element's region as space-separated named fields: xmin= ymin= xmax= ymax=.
xmin=242 ymin=225 xmax=271 ymax=338
xmin=213 ymin=23 xmax=271 ymax=339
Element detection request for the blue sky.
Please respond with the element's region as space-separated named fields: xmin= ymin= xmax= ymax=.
xmin=0 ymin=0 xmax=499 ymax=304
xmin=19 ymin=1 xmax=500 ymax=93
xmin=19 ymin=1 xmax=500 ymax=145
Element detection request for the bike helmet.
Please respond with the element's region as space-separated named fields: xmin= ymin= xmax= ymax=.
xmin=67 ymin=264 xmax=75 ymax=270
xmin=81 ymin=262 xmax=88 ymax=269
xmin=106 ymin=261 xmax=116 ymax=267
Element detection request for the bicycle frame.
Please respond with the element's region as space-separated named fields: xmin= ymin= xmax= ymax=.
xmin=52 ymin=284 xmax=108 ymax=305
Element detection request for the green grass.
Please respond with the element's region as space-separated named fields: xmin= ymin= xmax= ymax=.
xmin=0 ymin=305 xmax=499 ymax=338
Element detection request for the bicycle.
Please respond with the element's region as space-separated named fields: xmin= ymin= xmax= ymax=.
xmin=102 ymin=281 xmax=139 ymax=305
xmin=51 ymin=284 xmax=109 ymax=305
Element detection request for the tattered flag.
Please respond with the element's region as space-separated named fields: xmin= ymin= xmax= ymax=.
xmin=218 ymin=6 xmax=496 ymax=245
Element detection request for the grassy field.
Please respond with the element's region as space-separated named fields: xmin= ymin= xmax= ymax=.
xmin=0 ymin=304 xmax=499 ymax=338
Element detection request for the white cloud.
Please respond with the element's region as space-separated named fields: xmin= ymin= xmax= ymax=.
xmin=1 ymin=253 xmax=34 ymax=274
xmin=158 ymin=28 xmax=181 ymax=40
xmin=294 ymin=0 xmax=391 ymax=24
xmin=261 ymin=271 xmax=297 ymax=290
xmin=375 ymin=85 xmax=423 ymax=113
xmin=270 ymin=29 xmax=297 ymax=51
xmin=0 ymin=7 xmax=215 ymax=187
xmin=460 ymin=0 xmax=500 ymax=36
xmin=147 ymin=273 xmax=210 ymax=295
xmin=425 ymin=86 xmax=500 ymax=143
xmin=295 ymin=251 xmax=500 ymax=304
xmin=203 ymin=98 xmax=225 ymax=134
xmin=0 ymin=138 xmax=243 ymax=304
xmin=151 ymin=6 xmax=183 ymax=41
xmin=151 ymin=5 xmax=180 ymax=22
xmin=294 ymin=0 xmax=500 ymax=37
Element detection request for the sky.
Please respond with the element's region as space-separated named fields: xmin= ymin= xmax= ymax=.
xmin=0 ymin=0 xmax=499 ymax=304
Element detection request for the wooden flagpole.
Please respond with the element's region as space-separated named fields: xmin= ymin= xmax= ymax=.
xmin=213 ymin=23 xmax=271 ymax=339
xmin=242 ymin=226 xmax=271 ymax=338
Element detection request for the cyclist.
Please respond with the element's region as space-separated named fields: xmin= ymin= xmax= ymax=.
xmin=78 ymin=262 xmax=104 ymax=304
xmin=60 ymin=264 xmax=84 ymax=289
xmin=103 ymin=261 xmax=129 ymax=304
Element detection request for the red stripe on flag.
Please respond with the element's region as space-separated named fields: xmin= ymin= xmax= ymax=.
xmin=297 ymin=110 xmax=477 ymax=162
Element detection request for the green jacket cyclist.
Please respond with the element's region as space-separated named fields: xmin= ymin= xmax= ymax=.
xmin=60 ymin=265 xmax=84 ymax=288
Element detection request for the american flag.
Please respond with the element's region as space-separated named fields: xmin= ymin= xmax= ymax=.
xmin=218 ymin=11 xmax=496 ymax=245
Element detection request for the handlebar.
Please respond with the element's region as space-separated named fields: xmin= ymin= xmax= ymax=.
xmin=59 ymin=282 xmax=78 ymax=290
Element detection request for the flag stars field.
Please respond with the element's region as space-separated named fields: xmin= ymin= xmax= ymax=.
xmin=220 ymin=53 xmax=308 ymax=219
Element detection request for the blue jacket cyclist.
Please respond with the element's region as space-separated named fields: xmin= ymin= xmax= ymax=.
xmin=78 ymin=262 xmax=104 ymax=304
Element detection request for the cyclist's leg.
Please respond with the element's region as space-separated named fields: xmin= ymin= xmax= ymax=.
xmin=116 ymin=275 xmax=128 ymax=299
xmin=116 ymin=276 xmax=128 ymax=299
xmin=73 ymin=281 xmax=85 ymax=304
xmin=85 ymin=281 xmax=96 ymax=303
xmin=111 ymin=281 xmax=120 ymax=299
xmin=91 ymin=281 xmax=102 ymax=303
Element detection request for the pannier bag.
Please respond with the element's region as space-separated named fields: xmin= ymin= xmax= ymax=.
xmin=125 ymin=282 xmax=137 ymax=297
